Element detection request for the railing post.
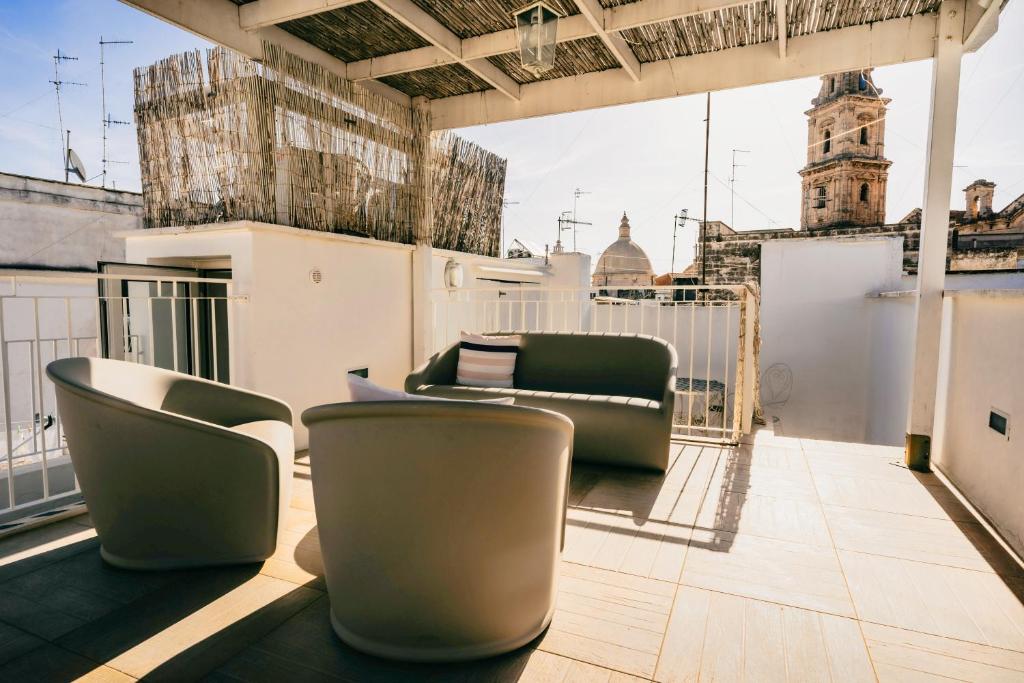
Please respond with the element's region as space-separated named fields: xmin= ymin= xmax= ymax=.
xmin=0 ymin=300 xmax=16 ymax=508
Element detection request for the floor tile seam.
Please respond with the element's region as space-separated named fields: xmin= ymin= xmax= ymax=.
xmin=800 ymin=440 xmax=881 ymax=683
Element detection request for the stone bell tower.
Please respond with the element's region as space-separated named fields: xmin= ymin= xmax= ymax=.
xmin=799 ymin=70 xmax=891 ymax=229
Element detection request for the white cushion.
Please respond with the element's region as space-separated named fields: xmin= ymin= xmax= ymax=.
xmin=347 ymin=374 xmax=513 ymax=405
xmin=456 ymin=332 xmax=521 ymax=388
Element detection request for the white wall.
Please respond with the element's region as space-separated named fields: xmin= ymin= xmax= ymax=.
xmin=0 ymin=173 xmax=142 ymax=270
xmin=248 ymin=229 xmax=412 ymax=449
xmin=126 ymin=222 xmax=415 ymax=450
xmin=865 ymin=295 xmax=915 ymax=445
xmin=933 ymin=290 xmax=1024 ymax=557
xmin=759 ymin=237 xmax=904 ymax=442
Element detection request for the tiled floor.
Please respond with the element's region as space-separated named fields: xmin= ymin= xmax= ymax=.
xmin=0 ymin=428 xmax=1022 ymax=681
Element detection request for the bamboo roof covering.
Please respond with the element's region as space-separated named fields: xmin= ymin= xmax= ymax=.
xmin=408 ymin=0 xmax=581 ymax=38
xmin=254 ymin=0 xmax=946 ymax=102
xmin=279 ymin=4 xmax=430 ymax=62
xmin=379 ymin=64 xmax=492 ymax=98
xmin=488 ymin=36 xmax=620 ymax=84
xmin=787 ymin=0 xmax=942 ymax=37
xmin=128 ymin=0 xmax=995 ymax=129
xmin=622 ymin=1 xmax=778 ymax=62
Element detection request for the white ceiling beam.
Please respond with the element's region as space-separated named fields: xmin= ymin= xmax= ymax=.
xmin=574 ymin=0 xmax=641 ymax=81
xmin=116 ymin=0 xmax=411 ymax=106
xmin=776 ymin=0 xmax=788 ymax=59
xmin=963 ymin=0 xmax=1003 ymax=52
xmin=369 ymin=0 xmax=521 ymax=100
xmin=239 ymin=0 xmax=362 ymax=30
xmin=431 ymin=12 xmax=938 ymax=129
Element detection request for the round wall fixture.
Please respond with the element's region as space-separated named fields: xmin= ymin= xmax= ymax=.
xmin=310 ymin=268 xmax=323 ymax=285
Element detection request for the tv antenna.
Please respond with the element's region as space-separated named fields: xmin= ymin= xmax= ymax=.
xmin=557 ymin=210 xmax=592 ymax=253
xmin=100 ymin=37 xmax=134 ymax=188
xmin=571 ymin=187 xmax=590 ymax=252
xmin=51 ymin=49 xmax=87 ymax=179
xmin=501 ymin=198 xmax=519 ymax=257
xmin=729 ymin=149 xmax=750 ymax=229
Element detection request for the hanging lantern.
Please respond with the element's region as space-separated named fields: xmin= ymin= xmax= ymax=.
xmin=512 ymin=2 xmax=561 ymax=76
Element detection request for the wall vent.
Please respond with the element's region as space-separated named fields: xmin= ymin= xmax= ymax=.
xmin=989 ymin=409 xmax=1009 ymax=437
xmin=310 ymin=268 xmax=322 ymax=285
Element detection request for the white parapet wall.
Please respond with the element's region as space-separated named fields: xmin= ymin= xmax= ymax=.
xmin=933 ymin=289 xmax=1024 ymax=558
xmin=125 ymin=222 xmax=415 ymax=449
xmin=759 ymin=236 xmax=906 ymax=443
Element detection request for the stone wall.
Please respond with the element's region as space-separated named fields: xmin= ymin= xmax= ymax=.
xmin=0 ymin=172 xmax=143 ymax=271
xmin=700 ymin=222 xmax=924 ymax=285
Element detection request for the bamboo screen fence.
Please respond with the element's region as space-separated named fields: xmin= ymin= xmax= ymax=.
xmin=431 ymin=132 xmax=507 ymax=256
xmin=134 ymin=44 xmax=506 ymax=255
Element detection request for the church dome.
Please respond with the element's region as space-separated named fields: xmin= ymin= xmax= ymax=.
xmin=592 ymin=212 xmax=655 ymax=287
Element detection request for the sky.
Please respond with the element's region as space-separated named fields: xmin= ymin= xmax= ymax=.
xmin=1 ymin=0 xmax=1022 ymax=275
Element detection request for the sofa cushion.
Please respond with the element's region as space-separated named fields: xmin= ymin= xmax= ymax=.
xmin=456 ymin=332 xmax=520 ymax=388
xmin=348 ymin=374 xmax=514 ymax=405
xmin=412 ymin=384 xmax=661 ymax=412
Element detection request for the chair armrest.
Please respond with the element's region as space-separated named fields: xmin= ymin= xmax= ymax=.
xmin=162 ymin=378 xmax=292 ymax=427
xmin=404 ymin=343 xmax=459 ymax=392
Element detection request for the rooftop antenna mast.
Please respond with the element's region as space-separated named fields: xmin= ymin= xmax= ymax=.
xmin=729 ymin=148 xmax=750 ymax=229
xmin=501 ymin=198 xmax=519 ymax=257
xmin=100 ymin=37 xmax=134 ymax=188
xmin=51 ymin=49 xmax=87 ymax=180
xmin=571 ymin=187 xmax=590 ymax=252
xmin=558 ymin=210 xmax=592 ymax=253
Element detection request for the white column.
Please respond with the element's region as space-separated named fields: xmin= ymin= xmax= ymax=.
xmin=905 ymin=0 xmax=965 ymax=468
xmin=411 ymin=97 xmax=435 ymax=367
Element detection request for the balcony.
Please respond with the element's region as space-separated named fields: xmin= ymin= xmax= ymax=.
xmin=0 ymin=228 xmax=1019 ymax=679
xmin=0 ymin=426 xmax=1021 ymax=680
xmin=1 ymin=0 xmax=1018 ymax=678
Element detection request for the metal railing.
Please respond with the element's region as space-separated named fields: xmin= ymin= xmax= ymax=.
xmin=0 ymin=272 xmax=238 ymax=522
xmin=430 ymin=285 xmax=758 ymax=444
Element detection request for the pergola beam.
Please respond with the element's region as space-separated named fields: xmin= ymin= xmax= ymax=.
xmin=239 ymin=0 xmax=362 ymax=30
xmin=369 ymin=0 xmax=521 ymax=100
xmin=963 ymin=0 xmax=1002 ymax=52
xmin=574 ymin=0 xmax=641 ymax=82
xmin=348 ymin=14 xmax=594 ymax=80
xmin=776 ymin=0 xmax=788 ymax=59
xmin=346 ymin=0 xmax=751 ymax=82
xmin=430 ymin=12 xmax=939 ymax=130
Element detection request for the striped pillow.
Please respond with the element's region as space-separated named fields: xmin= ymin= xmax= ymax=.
xmin=456 ymin=332 xmax=521 ymax=388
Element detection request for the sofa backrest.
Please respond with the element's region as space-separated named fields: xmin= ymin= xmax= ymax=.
xmin=512 ymin=333 xmax=676 ymax=401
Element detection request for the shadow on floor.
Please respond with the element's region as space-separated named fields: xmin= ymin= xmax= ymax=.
xmin=920 ymin=472 xmax=1024 ymax=600
xmin=567 ymin=442 xmax=750 ymax=554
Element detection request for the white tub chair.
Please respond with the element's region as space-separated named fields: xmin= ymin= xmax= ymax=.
xmin=47 ymin=357 xmax=293 ymax=570
xmin=302 ymin=400 xmax=573 ymax=662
